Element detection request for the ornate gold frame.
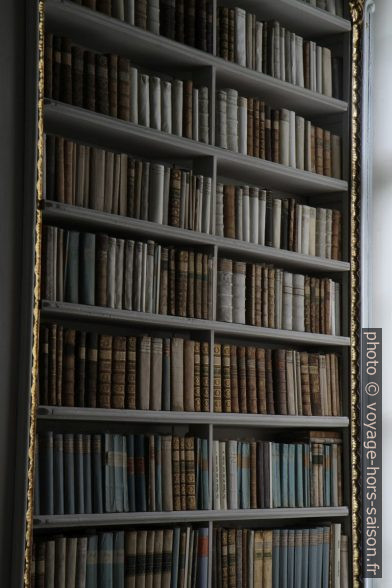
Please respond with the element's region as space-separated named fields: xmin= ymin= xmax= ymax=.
xmin=22 ymin=1 xmax=366 ymax=586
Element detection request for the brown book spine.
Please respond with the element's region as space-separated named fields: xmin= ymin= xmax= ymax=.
xmin=125 ymin=336 xmax=137 ymax=409
xmin=187 ymin=251 xmax=195 ymax=318
xmin=245 ymin=346 xmax=257 ymax=414
xmin=159 ymin=247 xmax=169 ymax=315
xmin=331 ymin=210 xmax=342 ymax=260
xmin=71 ymin=46 xmax=84 ymax=107
xmin=108 ymin=54 xmax=118 ymax=118
xmin=255 ymin=263 xmax=262 ymax=327
xmin=265 ymin=348 xmax=275 ymax=414
xmin=238 ymin=346 xmax=247 ymax=413
xmin=56 ymin=325 xmax=64 ymax=406
xmin=112 ymin=336 xmax=126 ymax=408
xmin=259 ymin=101 xmax=266 ymax=159
xmin=97 ymin=0 xmax=111 ymax=15
xmin=265 ymin=105 xmax=272 ymax=161
xmin=213 ymin=343 xmax=222 ymax=412
xmin=319 ymin=278 xmax=325 ymax=334
xmin=172 ymin=435 xmax=181 ymax=511
xmin=168 ymin=248 xmax=176 ymax=316
xmin=247 ymin=97 xmax=254 ymax=157
xmin=86 ymin=331 xmax=98 ymax=408
xmin=223 ymin=185 xmax=236 ymax=238
xmin=230 ymin=345 xmax=240 ymax=413
xmin=176 ymin=249 xmax=189 ymax=317
xmin=63 ymin=328 xmax=76 ymax=407
xmin=222 ymin=344 xmax=232 ymax=413
xmin=268 ymin=267 xmax=275 ymax=329
xmin=185 ymin=0 xmax=196 ymax=47
xmin=185 ymin=436 xmax=196 ymax=509
xmin=83 ymin=50 xmax=96 ymax=111
xmin=219 ymin=7 xmax=229 ymax=60
xmin=184 ymin=340 xmax=195 ymax=411
xmin=169 ymin=168 xmax=182 ymax=228
xmin=95 ymin=54 xmax=109 ymax=115
xmin=98 ymin=334 xmax=112 ymax=408
xmin=256 ymin=347 xmax=267 ymax=414
xmin=180 ymin=436 xmax=186 ymax=510
xmin=44 ymin=33 xmax=53 ymax=99
xmin=196 ymin=0 xmax=208 ymax=52
xmin=118 ymin=56 xmax=130 ymax=121
xmin=176 ymin=0 xmax=185 ymax=44
xmin=309 ymin=353 xmax=322 ymax=415
xmin=135 ymin=0 xmax=147 ymax=29
xmin=201 ymin=342 xmax=210 ymax=411
xmin=60 ymin=37 xmax=72 ymax=104
xmin=194 ymin=341 xmax=201 ymax=412
xmin=274 ymin=349 xmax=287 ymax=415
xmin=272 ymin=110 xmax=280 ymax=163
xmin=323 ymin=130 xmax=331 ymax=176
xmin=315 ymin=127 xmax=324 ymax=175
xmin=253 ymin=99 xmax=260 ymax=158
xmin=195 ymin=253 xmax=203 ymax=319
xmin=304 ymin=276 xmax=311 ymax=332
xmin=183 ymin=80 xmax=193 ymax=139
xmin=246 ymin=263 xmax=256 ymax=326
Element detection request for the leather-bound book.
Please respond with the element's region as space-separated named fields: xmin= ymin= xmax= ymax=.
xmin=233 ymin=261 xmax=246 ymax=325
xmin=246 ymin=346 xmax=257 ymax=414
xmin=245 ymin=263 xmax=256 ymax=326
xmin=186 ymin=250 xmax=195 ymax=318
xmin=218 ymin=7 xmax=229 ymax=60
xmin=125 ymin=336 xmax=137 ymax=409
xmin=158 ymin=247 xmax=168 ymax=315
xmin=184 ymin=340 xmax=195 ymax=411
xmin=171 ymin=337 xmax=184 ymax=411
xmin=310 ymin=277 xmax=320 ymax=333
xmin=272 ymin=109 xmax=280 ymax=163
xmin=255 ymin=264 xmax=262 ymax=326
xmin=97 ymin=0 xmax=111 ymax=14
xmin=253 ymin=99 xmax=260 ymax=158
xmin=256 ymin=347 xmax=267 ymax=414
xmin=168 ymin=247 xmax=176 ymax=316
xmin=86 ymin=331 xmax=98 ymax=408
xmin=185 ymin=0 xmax=196 ymax=47
xmin=107 ymin=54 xmax=118 ymax=118
xmin=196 ymin=0 xmax=207 ymax=52
xmin=201 ymin=341 xmax=210 ymax=411
xmin=45 ymin=34 xmax=53 ymax=99
xmin=71 ymin=46 xmax=84 ymax=107
xmin=135 ymin=0 xmax=147 ymax=29
xmin=273 ymin=349 xmax=287 ymax=415
xmin=267 ymin=267 xmax=275 ymax=329
xmin=331 ymin=134 xmax=342 ymax=179
xmin=207 ymin=0 xmax=213 ymax=54
xmin=52 ymin=36 xmax=62 ymax=101
xmin=95 ymin=54 xmax=109 ymax=115
xmin=262 ymin=265 xmax=269 ymax=328
xmin=172 ymin=435 xmax=181 ymax=510
xmin=176 ymin=250 xmax=189 ymax=317
xmin=169 ymin=168 xmax=181 ymax=227
xmin=218 ymin=258 xmax=233 ymax=323
xmin=83 ymin=50 xmax=96 ymax=111
xmin=315 ymin=127 xmax=324 ymax=175
xmin=293 ymin=274 xmax=305 ymax=332
xmin=195 ymin=252 xmax=203 ymax=319
xmin=300 ymin=352 xmax=312 ymax=416
xmin=50 ymin=323 xmax=59 ymax=405
xmin=194 ymin=341 xmax=201 ymax=412
xmin=223 ymin=185 xmax=235 ymax=238
xmin=161 ymin=0 xmax=176 ymax=40
xmin=183 ymin=80 xmax=193 ymax=139
xmin=258 ymin=101 xmax=266 ymax=159
xmin=185 ymin=436 xmax=196 ymax=509
xmin=229 ymin=345 xmax=239 ymax=413
xmin=213 ymin=344 xmax=222 ymax=412
xmin=247 ymin=97 xmax=254 ymax=156
xmin=60 ymin=38 xmax=72 ymax=104
xmin=331 ymin=210 xmax=342 ymax=260
xmin=265 ymin=105 xmax=272 ymax=161
xmin=148 ymin=0 xmax=160 ymax=34
xmin=137 ymin=336 xmax=151 ymax=410
xmin=112 ymin=336 xmax=126 ymax=409
xmin=222 ymin=344 xmax=231 ymax=413
xmin=75 ymin=331 xmax=86 ymax=406
xmin=228 ymin=8 xmax=235 ymax=62
xmin=323 ymin=130 xmax=331 ymax=176
xmin=309 ymin=354 xmax=322 ymax=415
xmin=63 ymin=329 xmax=76 ymax=407
xmin=176 ymin=0 xmax=185 ymax=44
xmin=117 ymin=56 xmax=130 ymax=121
xmin=265 ymin=349 xmax=275 ymax=414
xmin=304 ymin=275 xmax=311 ymax=332
xmin=63 ymin=139 xmax=73 ymax=205
xmin=237 ymin=346 xmax=247 ymax=413
xmin=98 ymin=335 xmax=112 ymax=408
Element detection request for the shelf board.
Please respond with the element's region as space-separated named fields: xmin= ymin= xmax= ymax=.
xmin=44 ymin=101 xmax=348 ymax=196
xmin=34 ymin=507 xmax=350 ymax=529
xmin=37 ymin=406 xmax=350 ymax=429
xmin=222 ymin=0 xmax=351 ymax=38
xmin=40 ymin=300 xmax=350 ymax=347
xmin=42 ymin=201 xmax=351 ymax=273
xmin=45 ymin=1 xmax=348 ymax=118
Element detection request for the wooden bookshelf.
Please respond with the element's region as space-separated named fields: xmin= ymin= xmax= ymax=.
xmin=35 ymin=0 xmax=354 ymax=586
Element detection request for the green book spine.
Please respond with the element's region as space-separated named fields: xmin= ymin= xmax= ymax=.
xmin=295 ymin=444 xmax=304 ymax=508
xmin=113 ymin=434 xmax=125 ymax=512
xmin=304 ymin=444 xmax=310 ymax=507
xmin=76 ymin=331 xmax=86 ymax=407
xmin=287 ymin=530 xmax=295 ymax=588
xmin=92 ymin=434 xmax=103 ymax=513
xmin=104 ymin=433 xmax=115 ymax=513
xmin=99 ymin=532 xmax=113 ymax=588
xmin=86 ymin=535 xmax=98 ymax=588
xmin=53 ymin=433 xmax=64 ymax=515
xmin=127 ymin=435 xmax=136 ymax=512
xmin=114 ymin=531 xmax=125 ymax=588
xmin=76 ymin=536 xmax=88 ymax=588
xmin=75 ymin=432 xmax=85 ymax=514
xmin=288 ymin=444 xmax=296 ymax=508
xmin=63 ymin=433 xmax=75 ymax=514
xmin=272 ymin=529 xmax=280 ymax=588
xmin=122 ymin=435 xmax=129 ymax=513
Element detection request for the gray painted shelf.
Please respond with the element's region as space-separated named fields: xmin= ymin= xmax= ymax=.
xmin=40 ymin=301 xmax=351 ymax=347
xmin=45 ymin=0 xmax=349 ymax=117
xmin=37 ymin=406 xmax=350 ymax=428
xmin=34 ymin=507 xmax=350 ymax=529
xmin=42 ymin=201 xmax=351 ymax=273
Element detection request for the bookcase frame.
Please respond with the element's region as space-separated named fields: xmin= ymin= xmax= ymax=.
xmin=19 ymin=0 xmax=368 ymax=586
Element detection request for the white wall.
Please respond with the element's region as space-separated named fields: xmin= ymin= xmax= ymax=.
xmin=372 ymin=0 xmax=392 ymax=585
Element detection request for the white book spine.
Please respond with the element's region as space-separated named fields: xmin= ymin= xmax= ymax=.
xmin=258 ymin=191 xmax=266 ymax=245
xmin=296 ymin=35 xmax=304 ymax=87
xmin=280 ymin=26 xmax=286 ymax=81
xmin=235 ymin=8 xmax=246 ymax=67
xmin=255 ymin=21 xmax=263 ymax=72
xmin=233 ymin=262 xmax=246 ymax=324
xmin=289 ymin=110 xmax=296 ymax=168
xmin=216 ymin=90 xmax=227 ymax=149
xmin=250 ymin=188 xmax=259 ymax=244
xmin=218 ymin=259 xmax=233 ymax=322
xmin=242 ymin=185 xmax=250 ymax=242
xmin=290 ymin=33 xmax=297 ymax=86
xmin=226 ymin=89 xmax=239 ymax=152
xmin=238 ymin=96 xmax=248 ymax=155
xmin=161 ymin=80 xmax=172 ymax=134
xmin=172 ymin=79 xmax=183 ymax=137
xmin=283 ymin=272 xmax=293 ymax=331
xmin=150 ymin=76 xmax=161 ymax=131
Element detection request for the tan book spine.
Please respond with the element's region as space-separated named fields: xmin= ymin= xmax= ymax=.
xmin=238 ymin=346 xmax=247 ymax=413
xmin=268 ymin=267 xmax=275 ymax=329
xmin=323 ymin=130 xmax=332 ymax=176
xmin=263 ymin=530 xmax=273 ymax=586
xmin=183 ymin=80 xmax=193 ymax=139
xmin=253 ymin=530 xmax=264 ymax=585
xmin=222 ymin=344 xmax=232 ymax=412
xmin=230 ymin=345 xmax=240 ymax=413
xmin=126 ymin=336 xmax=137 ymax=409
xmin=193 ymin=341 xmax=201 ymax=412
xmin=213 ymin=343 xmax=222 ymax=412
xmin=201 ymin=342 xmax=210 ymax=411
xmin=315 ymin=126 xmax=324 ymax=175
xmin=184 ymin=340 xmax=195 ymax=411
xmin=98 ymin=334 xmax=112 ymax=409
xmin=185 ymin=436 xmax=196 ymax=510
xmin=112 ymin=336 xmax=126 ymax=409
xmin=300 ymin=352 xmax=312 ymax=416
xmin=246 ymin=346 xmax=257 ymax=414
xmin=172 ymin=435 xmax=181 ymax=511
xmin=180 ymin=436 xmax=186 ymax=511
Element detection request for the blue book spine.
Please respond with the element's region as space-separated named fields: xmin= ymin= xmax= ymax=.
xmin=304 ymin=444 xmax=310 ymax=508
xmin=295 ymin=444 xmax=304 ymax=508
xmin=276 ymin=443 xmax=282 ymax=507
xmin=237 ymin=442 xmax=242 ymax=498
xmin=195 ymin=438 xmax=200 ymax=510
xmin=83 ymin=434 xmax=92 ymax=514
xmin=64 ymin=230 xmax=80 ymax=303
xmin=272 ymin=529 xmax=281 ymax=588
xmin=196 ymin=527 xmax=209 ymax=588
xmin=241 ymin=442 xmax=250 ymax=509
xmin=134 ymin=434 xmax=146 ymax=512
xmin=288 ymin=444 xmax=296 ymax=508
xmin=322 ymin=527 xmax=330 ymax=588
xmin=113 ymin=531 xmax=125 ymax=588
xmin=40 ymin=431 xmax=54 ymax=515
xmin=75 ymin=433 xmax=85 ymax=514
xmin=272 ymin=443 xmax=278 ymax=508
xmin=53 ymin=433 xmax=64 ymax=515
xmin=121 ymin=436 xmax=129 ymax=512
xmin=113 ymin=434 xmax=124 ymax=512
xmin=202 ymin=439 xmax=209 ymax=509
xmin=325 ymin=445 xmax=331 ymax=507
xmin=98 ymin=532 xmax=113 ymax=588
xmin=294 ymin=529 xmax=302 ymax=588
xmin=126 ymin=435 xmax=135 ymax=512
xmin=302 ymin=529 xmax=309 ymax=588
xmin=86 ymin=534 xmax=98 ymax=588
xmin=171 ymin=527 xmax=181 ymax=588
xmin=280 ymin=529 xmax=288 ymax=588
xmin=104 ymin=433 xmax=115 ymax=513
xmin=281 ymin=444 xmax=289 ymax=508
xmin=63 ymin=433 xmax=75 ymax=514
xmin=287 ymin=529 xmax=295 ymax=588
xmin=308 ymin=528 xmax=318 ymax=587
xmin=316 ymin=527 xmax=323 ymax=587
xmin=92 ymin=434 xmax=103 ymax=514
xmin=155 ymin=434 xmax=162 ymax=512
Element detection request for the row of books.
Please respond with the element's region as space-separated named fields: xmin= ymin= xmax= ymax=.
xmin=45 ymin=35 xmax=210 ymax=143
xmin=301 ymin=0 xmax=345 ymax=16
xmin=213 ymin=524 xmax=349 ymax=588
xmin=213 ymin=345 xmax=342 ymax=417
xmin=32 ymin=526 xmax=208 ymax=588
xmin=39 ymin=327 xmax=211 ymax=411
xmin=217 ymin=10 xmax=341 ymax=98
xmin=70 ymin=0 xmax=214 ymax=53
xmin=213 ymin=433 xmax=343 ymax=510
xmin=42 ymin=228 xmax=214 ymax=318
xmin=217 ymin=259 xmax=341 ymax=335
xmin=45 ymin=135 xmax=213 ymax=233
xmin=216 ymin=90 xmax=342 ymax=178
xmin=217 ymin=183 xmax=342 ymax=259
xmin=36 ymin=432 xmax=208 ymax=515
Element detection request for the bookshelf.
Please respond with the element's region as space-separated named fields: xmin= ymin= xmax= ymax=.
xmin=32 ymin=0 xmax=354 ymax=586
